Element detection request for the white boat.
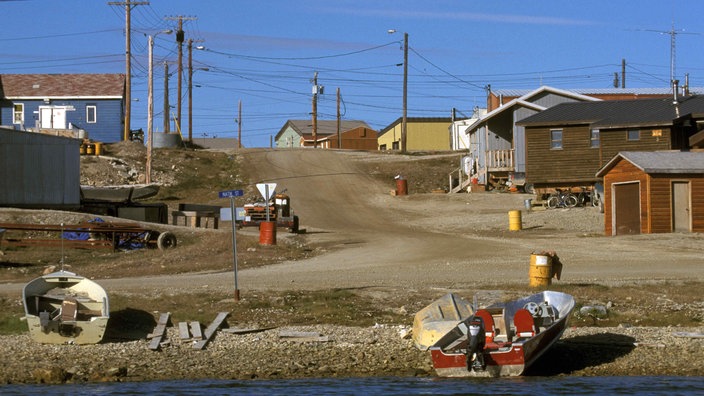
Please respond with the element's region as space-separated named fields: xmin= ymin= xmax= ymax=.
xmin=22 ymin=270 xmax=110 ymax=344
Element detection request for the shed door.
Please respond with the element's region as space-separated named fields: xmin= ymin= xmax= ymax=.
xmin=672 ymin=181 xmax=691 ymax=232
xmin=613 ymin=182 xmax=640 ymax=235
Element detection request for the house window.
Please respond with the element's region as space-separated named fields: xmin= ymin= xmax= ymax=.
xmin=590 ymin=129 xmax=600 ymax=148
xmin=379 ymin=144 xmax=387 ymax=151
xmin=550 ymin=129 xmax=563 ymax=149
xmin=13 ymin=103 xmax=24 ymax=124
xmin=86 ymin=105 xmax=97 ymax=123
xmin=627 ymin=129 xmax=640 ymax=141
xmin=392 ymin=141 xmax=400 ymax=150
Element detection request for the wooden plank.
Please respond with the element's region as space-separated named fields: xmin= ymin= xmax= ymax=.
xmin=192 ymin=312 xmax=229 ymax=350
xmin=178 ymin=322 xmax=190 ymax=340
xmin=221 ymin=326 xmax=276 ymax=335
xmin=279 ymin=331 xmax=321 ymax=338
xmin=190 ymin=321 xmax=203 ymax=340
xmin=279 ymin=330 xmax=329 ymax=342
xmin=148 ymin=312 xmax=171 ymax=351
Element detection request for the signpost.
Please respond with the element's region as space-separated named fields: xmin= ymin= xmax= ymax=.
xmin=256 ymin=183 xmax=277 ymax=221
xmin=219 ymin=189 xmax=244 ymax=301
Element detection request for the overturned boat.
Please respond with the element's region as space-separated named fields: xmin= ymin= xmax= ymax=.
xmin=412 ymin=293 xmax=474 ymax=350
xmin=427 ymin=291 xmax=575 ymax=377
xmin=22 ymin=271 xmax=110 ymax=344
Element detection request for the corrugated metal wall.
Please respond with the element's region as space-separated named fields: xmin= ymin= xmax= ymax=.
xmin=0 ymin=128 xmax=81 ymax=208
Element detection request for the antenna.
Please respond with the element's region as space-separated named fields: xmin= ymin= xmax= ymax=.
xmin=641 ymin=22 xmax=699 ymax=83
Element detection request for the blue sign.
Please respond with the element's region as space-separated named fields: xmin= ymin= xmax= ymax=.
xmin=218 ymin=189 xmax=244 ymax=198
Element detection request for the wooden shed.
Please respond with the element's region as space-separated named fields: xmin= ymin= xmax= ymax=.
xmin=596 ymin=151 xmax=704 ymax=235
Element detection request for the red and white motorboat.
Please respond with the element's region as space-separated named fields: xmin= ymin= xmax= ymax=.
xmin=428 ymin=291 xmax=575 ymax=377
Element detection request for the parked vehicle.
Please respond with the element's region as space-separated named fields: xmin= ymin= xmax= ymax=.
xmin=240 ymin=192 xmax=299 ymax=233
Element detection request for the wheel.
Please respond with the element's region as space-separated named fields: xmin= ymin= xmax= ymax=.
xmin=524 ymin=302 xmax=543 ymax=317
xmin=157 ymin=231 xmax=177 ymax=250
xmin=547 ymin=196 xmax=559 ymax=209
xmin=565 ymin=194 xmax=578 ymax=208
xmin=288 ymin=215 xmax=299 ymax=233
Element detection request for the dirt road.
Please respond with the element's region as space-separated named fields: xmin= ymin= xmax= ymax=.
xmin=82 ymin=148 xmax=704 ymax=295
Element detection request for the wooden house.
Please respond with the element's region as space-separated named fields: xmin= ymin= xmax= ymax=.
xmin=377 ymin=117 xmax=453 ymax=151
xmin=0 ymin=74 xmax=125 ymax=143
xmin=455 ymin=86 xmax=598 ymax=193
xmin=516 ymin=94 xmax=704 ymax=196
xmin=310 ymin=126 xmax=378 ymax=150
xmin=595 ymin=151 xmax=704 ymax=235
xmin=274 ymin=119 xmax=369 ymax=148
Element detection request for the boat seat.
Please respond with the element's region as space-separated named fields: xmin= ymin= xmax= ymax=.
xmin=474 ymin=309 xmax=495 ymax=345
xmin=60 ymin=297 xmax=78 ymax=323
xmin=513 ymin=308 xmax=536 ymax=339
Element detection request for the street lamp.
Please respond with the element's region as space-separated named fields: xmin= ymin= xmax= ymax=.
xmin=388 ymin=30 xmax=408 ymax=153
xmin=188 ymin=40 xmax=208 ymax=143
xmin=146 ymin=29 xmax=172 ymax=184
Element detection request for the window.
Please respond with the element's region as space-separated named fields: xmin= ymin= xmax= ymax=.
xmin=392 ymin=141 xmax=400 ymax=150
xmin=627 ymin=129 xmax=640 ymax=141
xmin=86 ymin=105 xmax=97 ymax=123
xmin=13 ymin=103 xmax=24 ymax=124
xmin=590 ymin=129 xmax=600 ymax=148
xmin=550 ymin=129 xmax=563 ymax=149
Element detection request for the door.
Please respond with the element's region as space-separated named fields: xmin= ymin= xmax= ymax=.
xmin=672 ymin=181 xmax=691 ymax=232
xmin=613 ymin=182 xmax=640 ymax=235
xmin=39 ymin=106 xmax=67 ymax=129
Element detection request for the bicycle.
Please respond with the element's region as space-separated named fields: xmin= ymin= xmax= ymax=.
xmin=547 ymin=188 xmax=578 ymax=209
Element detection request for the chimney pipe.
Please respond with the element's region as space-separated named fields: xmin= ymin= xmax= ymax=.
xmin=673 ymin=79 xmax=680 ymax=117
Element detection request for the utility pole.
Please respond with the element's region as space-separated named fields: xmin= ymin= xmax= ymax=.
xmin=238 ymin=100 xmax=242 ymax=149
xmin=109 ymin=0 xmax=149 ymax=141
xmin=402 ymin=32 xmax=408 ymax=153
xmin=163 ymin=62 xmax=170 ymax=133
xmin=336 ymin=87 xmax=341 ymax=149
xmin=187 ymin=39 xmax=206 ymax=144
xmin=312 ymin=72 xmax=318 ymax=148
xmin=621 ymin=59 xmax=626 ymax=88
xmin=165 ymin=15 xmax=197 ymax=137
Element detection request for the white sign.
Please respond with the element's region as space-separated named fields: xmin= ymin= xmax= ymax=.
xmin=256 ymin=183 xmax=277 ymax=200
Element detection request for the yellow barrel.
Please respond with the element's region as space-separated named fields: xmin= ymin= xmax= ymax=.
xmin=529 ymin=254 xmax=553 ymax=288
xmin=79 ymin=144 xmax=86 ymax=155
xmin=508 ymin=210 xmax=522 ymax=231
xmin=94 ymin=142 xmax=103 ymax=156
xmin=86 ymin=144 xmax=94 ymax=155
xmin=259 ymin=221 xmax=277 ymax=245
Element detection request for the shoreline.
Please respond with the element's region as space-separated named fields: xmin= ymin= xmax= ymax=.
xmin=2 ymin=324 xmax=702 ymax=384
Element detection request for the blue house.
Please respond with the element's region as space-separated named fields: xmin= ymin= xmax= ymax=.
xmin=0 ymin=74 xmax=125 ymax=143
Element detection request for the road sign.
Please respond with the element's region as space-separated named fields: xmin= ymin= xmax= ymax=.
xmin=256 ymin=183 xmax=277 ymax=200
xmin=219 ymin=189 xmax=244 ymax=199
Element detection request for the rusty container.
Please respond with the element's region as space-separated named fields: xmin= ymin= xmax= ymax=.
xmin=396 ymin=177 xmax=408 ymax=196
xmin=259 ymin=221 xmax=277 ymax=245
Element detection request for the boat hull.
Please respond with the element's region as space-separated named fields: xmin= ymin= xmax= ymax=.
xmin=23 ymin=271 xmax=110 ymax=345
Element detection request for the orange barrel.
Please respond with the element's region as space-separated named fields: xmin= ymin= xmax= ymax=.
xmin=396 ymin=178 xmax=408 ymax=196
xmin=529 ymin=253 xmax=553 ymax=288
xmin=508 ymin=210 xmax=522 ymax=231
xmin=86 ymin=144 xmax=95 ymax=155
xmin=259 ymin=221 xmax=277 ymax=245
xmin=94 ymin=142 xmax=103 ymax=155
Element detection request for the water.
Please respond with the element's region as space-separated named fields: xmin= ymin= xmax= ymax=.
xmin=1 ymin=376 xmax=702 ymax=396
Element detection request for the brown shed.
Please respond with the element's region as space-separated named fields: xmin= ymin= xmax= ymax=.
xmin=596 ymin=151 xmax=704 ymax=235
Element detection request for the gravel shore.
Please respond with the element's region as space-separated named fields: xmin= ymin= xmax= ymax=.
xmin=2 ymin=323 xmax=702 ymax=384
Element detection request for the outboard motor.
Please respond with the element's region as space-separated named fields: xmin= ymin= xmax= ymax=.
xmin=465 ymin=316 xmax=486 ymax=372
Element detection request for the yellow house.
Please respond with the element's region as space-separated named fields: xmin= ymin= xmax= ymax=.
xmin=378 ymin=117 xmax=453 ymax=151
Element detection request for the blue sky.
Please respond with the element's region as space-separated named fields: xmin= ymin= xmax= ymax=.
xmin=0 ymin=0 xmax=700 ymax=147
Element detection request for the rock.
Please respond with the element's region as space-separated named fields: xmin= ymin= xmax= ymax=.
xmin=33 ymin=367 xmax=69 ymax=384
